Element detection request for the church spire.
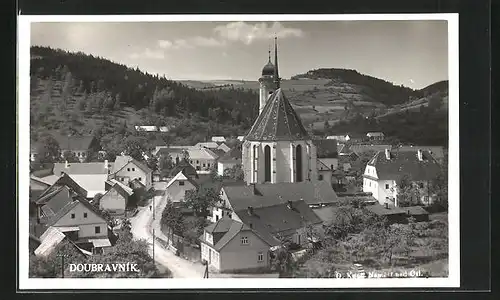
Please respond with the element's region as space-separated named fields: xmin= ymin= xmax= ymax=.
xmin=274 ymin=36 xmax=280 ymax=89
xmin=268 ymin=44 xmax=272 ymax=63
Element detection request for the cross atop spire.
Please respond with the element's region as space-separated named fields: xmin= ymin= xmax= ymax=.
xmin=268 ymin=44 xmax=271 ymax=62
xmin=274 ymin=36 xmax=280 ymax=89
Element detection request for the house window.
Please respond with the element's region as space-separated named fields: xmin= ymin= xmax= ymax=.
xmin=82 ymin=152 xmax=86 ymax=157
xmin=95 ymin=226 xmax=101 ymax=234
xmin=203 ymin=163 xmax=206 ymax=167
xmin=215 ymin=215 xmax=219 ymax=221
xmin=330 ymin=164 xmax=334 ymax=170
xmin=83 ymin=212 xmax=87 ymax=218
xmin=258 ymin=252 xmax=263 ymax=262
xmin=241 ymin=236 xmax=248 ymax=245
xmin=207 ymin=163 xmax=210 ymax=168
xmin=385 ymin=184 xmax=390 ymax=189
xmin=121 ymin=178 xmax=124 ymax=181
xmin=132 ymin=168 xmax=135 ymax=171
xmin=318 ymin=174 xmax=323 ymax=180
xmin=127 ymin=168 xmax=130 ymax=171
xmin=196 ymin=160 xmax=199 ymax=164
xmin=179 ymin=181 xmax=185 ymax=186
xmin=71 ymin=213 xmax=75 ymax=219
xmin=138 ymin=177 xmax=142 ymax=181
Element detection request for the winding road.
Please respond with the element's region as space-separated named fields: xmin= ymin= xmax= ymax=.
xmin=129 ymin=189 xmax=205 ymax=278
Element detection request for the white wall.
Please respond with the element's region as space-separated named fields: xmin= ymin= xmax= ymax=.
xmin=99 ymin=188 xmax=127 ymax=215
xmin=217 ymin=161 xmax=238 ymax=176
xmin=115 ymin=162 xmax=151 ymax=188
xmin=166 ymin=180 xmax=197 ymax=202
xmin=53 ymin=202 xmax=107 ymax=239
xmin=319 ymin=158 xmax=338 ymax=171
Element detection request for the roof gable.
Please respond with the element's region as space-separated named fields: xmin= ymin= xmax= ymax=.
xmin=246 ymin=88 xmax=310 ymax=141
xmin=37 ymin=173 xmax=88 ymax=203
xmin=368 ymin=150 xmax=442 ymax=181
xmin=166 ymin=170 xmax=199 ymax=189
xmin=112 ymin=156 xmax=152 ymax=175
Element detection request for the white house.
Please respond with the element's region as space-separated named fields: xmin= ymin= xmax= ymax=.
xmin=165 ymin=170 xmax=198 ymax=203
xmin=211 ymin=136 xmax=227 ymax=143
xmin=110 ymin=155 xmax=153 ymax=189
xmin=316 ymin=159 xmax=332 ymax=184
xmin=100 ymin=179 xmax=134 ymax=215
xmin=237 ymin=136 xmax=245 ymax=142
xmin=366 ymin=132 xmax=385 ymax=140
xmin=186 ymin=147 xmax=219 ymax=171
xmin=217 ymin=146 xmax=242 ymax=176
xmin=362 ymin=148 xmax=442 ymax=207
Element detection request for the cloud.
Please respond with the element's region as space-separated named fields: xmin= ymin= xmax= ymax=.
xmin=213 ymin=21 xmax=304 ymax=45
xmin=158 ymin=36 xmax=225 ymax=50
xmin=129 ymin=48 xmax=165 ymax=60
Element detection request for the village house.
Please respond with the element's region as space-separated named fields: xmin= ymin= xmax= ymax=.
xmin=187 ymin=148 xmax=219 ymax=172
xmin=362 ymin=148 xmax=442 ymax=207
xmin=313 ymin=138 xmax=339 ymax=172
xmin=211 ymin=136 xmax=227 ymax=143
xmin=316 ymin=160 xmax=332 ymax=184
xmin=135 ymin=125 xmax=158 ymax=132
xmin=99 ymin=179 xmax=134 ymax=216
xmin=326 ymin=135 xmax=346 ymax=142
xmin=34 ymin=175 xmax=113 ymax=254
xmin=165 ymin=170 xmax=199 ymax=203
xmin=237 ymin=136 xmax=245 ymax=142
xmin=34 ymin=226 xmax=92 ymax=258
xmin=366 ymin=132 xmax=385 ymax=141
xmin=199 ymin=217 xmax=274 ymax=273
xmin=30 ymin=135 xmax=100 ymax=162
xmin=217 ymin=145 xmax=243 ymax=176
xmin=109 ymin=155 xmax=153 ymax=190
xmin=52 ymin=160 xmax=113 ymax=199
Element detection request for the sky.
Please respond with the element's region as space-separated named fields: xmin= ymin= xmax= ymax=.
xmin=30 ymin=20 xmax=449 ymax=90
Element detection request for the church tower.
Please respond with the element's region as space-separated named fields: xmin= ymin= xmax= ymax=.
xmin=242 ymin=37 xmax=318 ymax=185
xmin=258 ymin=46 xmax=275 ymax=115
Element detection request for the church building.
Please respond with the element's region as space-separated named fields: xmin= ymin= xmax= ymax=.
xmin=242 ymin=37 xmax=318 ymax=184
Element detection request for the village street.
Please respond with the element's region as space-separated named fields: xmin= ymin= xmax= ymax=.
xmin=129 ymin=183 xmax=205 ymax=278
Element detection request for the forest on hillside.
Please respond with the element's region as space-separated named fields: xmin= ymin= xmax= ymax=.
xmin=30 ymin=46 xmax=259 ymax=128
xmin=292 ymin=68 xmax=427 ymax=107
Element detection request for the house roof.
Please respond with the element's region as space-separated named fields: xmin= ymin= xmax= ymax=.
xmin=313 ymin=139 xmax=338 ymax=158
xmin=52 ymin=135 xmax=96 ymax=151
xmin=346 ymin=133 xmax=366 ymax=139
xmin=195 ymin=142 xmax=220 ymax=149
xmin=34 ymin=226 xmax=67 ymax=257
xmin=36 ymin=173 xmax=88 ymax=203
xmin=217 ymin=143 xmax=231 ymax=152
xmin=30 ymin=175 xmax=53 ymax=187
xmin=211 ymin=149 xmax=227 ymax=159
xmin=112 ymin=155 xmax=152 ymax=175
xmin=129 ymin=178 xmax=146 ymax=190
xmin=404 ymin=206 xmax=429 ymax=215
xmin=39 ymin=175 xmax=59 ymax=185
xmin=169 ymin=160 xmax=198 ymax=178
xmin=246 ymin=88 xmax=310 ymax=141
xmin=188 ymin=147 xmax=219 ymax=160
xmin=365 ymin=203 xmax=407 ymax=216
xmin=218 ymin=146 xmax=242 ymax=163
xmin=366 ymin=132 xmax=385 ymax=137
xmin=53 ymin=162 xmax=112 ymax=175
xmin=65 ymin=174 xmax=109 ymax=198
xmin=135 ymin=125 xmax=158 ymax=132
xmin=201 ymin=217 xmax=272 ymax=251
xmin=105 ymin=179 xmax=134 ymax=196
xmin=396 ymin=145 xmax=445 ymax=161
xmin=222 ymin=181 xmax=339 ymax=210
xmin=317 ymin=159 xmax=331 ymax=171
xmin=367 ymin=150 xmax=442 ymax=181
xmin=348 ymin=144 xmax=393 ymax=156
xmin=166 ymin=170 xmax=199 ymax=189
xmin=211 ymin=136 xmax=226 ymax=142
xmin=236 ymin=200 xmax=322 ymax=239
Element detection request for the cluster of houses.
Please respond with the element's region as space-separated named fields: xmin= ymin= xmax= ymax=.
xmin=28 ymin=39 xmax=447 ymax=275
xmin=29 ymin=154 xmax=154 ymax=258
xmin=154 ymin=39 xmax=446 ymax=273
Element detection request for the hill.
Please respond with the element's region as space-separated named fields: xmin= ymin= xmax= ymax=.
xmin=29 ymin=46 xmax=260 ymax=158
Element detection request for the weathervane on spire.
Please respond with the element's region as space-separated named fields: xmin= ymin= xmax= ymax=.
xmin=274 ymin=35 xmax=280 ymax=89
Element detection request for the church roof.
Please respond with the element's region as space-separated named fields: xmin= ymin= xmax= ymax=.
xmin=245 ymin=88 xmax=310 ymax=141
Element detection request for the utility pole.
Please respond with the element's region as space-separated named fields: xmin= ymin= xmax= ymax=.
xmin=152 ymin=229 xmax=155 ymax=265
xmin=57 ymin=254 xmax=65 ymax=278
xmin=153 ymin=196 xmax=155 ymax=220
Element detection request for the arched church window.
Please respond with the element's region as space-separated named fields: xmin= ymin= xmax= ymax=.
xmin=296 ymin=144 xmax=303 ymax=182
xmin=264 ymin=145 xmax=271 ymax=182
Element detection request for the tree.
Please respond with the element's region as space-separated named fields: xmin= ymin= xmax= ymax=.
xmin=123 ymin=136 xmax=149 ymax=161
xmin=396 ymin=174 xmax=418 ymax=207
xmin=161 ymin=200 xmax=185 ymax=243
xmin=62 ymin=150 xmax=79 ymax=163
xmin=184 ymin=188 xmax=221 ymax=218
xmin=223 ymin=164 xmax=244 ymax=181
xmin=270 ymin=234 xmax=296 ymax=277
xmin=146 ymin=154 xmax=159 ymax=172
xmin=113 ymin=94 xmax=121 ymax=111
xmin=92 ymin=193 xmax=104 ymax=208
xmin=159 ymin=154 xmax=174 ymax=177
xmin=36 ymin=135 xmax=61 ymax=163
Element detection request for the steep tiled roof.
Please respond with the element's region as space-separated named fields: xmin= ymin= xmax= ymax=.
xmin=53 ymin=162 xmax=112 ymax=175
xmin=396 ymin=145 xmax=445 ymax=161
xmin=367 ymin=150 xmax=442 ymax=181
xmin=36 ymin=173 xmax=88 ymax=203
xmin=188 ymin=147 xmax=219 ymax=160
xmin=365 ymin=203 xmax=407 ymax=216
xmin=246 ymin=88 xmax=310 ymax=141
xmin=348 ymin=144 xmax=393 ymax=156
xmin=222 ymin=181 xmax=339 ymax=210
xmin=169 ymin=160 xmax=198 ymax=178
xmin=312 ymin=139 xmax=338 ymax=158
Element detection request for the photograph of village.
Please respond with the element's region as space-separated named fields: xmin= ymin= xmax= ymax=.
xmin=25 ymin=18 xmax=452 ymax=281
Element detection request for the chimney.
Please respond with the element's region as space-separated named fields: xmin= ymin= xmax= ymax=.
xmin=287 ymin=200 xmax=293 ymax=209
xmin=417 ymin=149 xmax=423 ymax=161
xmin=384 ymin=202 xmax=389 ymax=209
xmin=65 ymin=160 xmax=69 ymax=168
xmin=385 ymin=149 xmax=391 ymax=160
xmin=247 ymin=206 xmax=254 ymax=216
